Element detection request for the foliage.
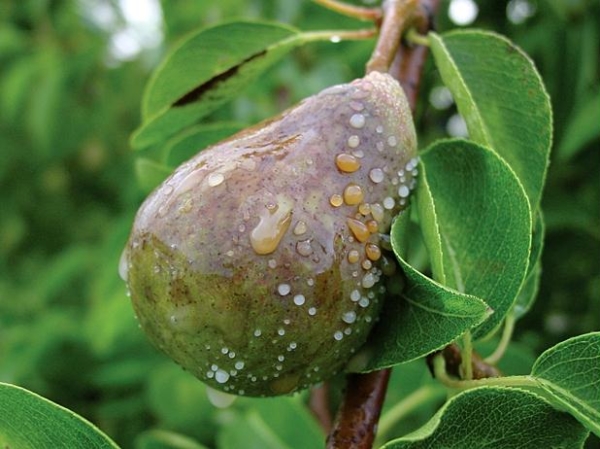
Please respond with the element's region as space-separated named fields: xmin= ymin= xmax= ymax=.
xmin=1 ymin=1 xmax=598 ymax=448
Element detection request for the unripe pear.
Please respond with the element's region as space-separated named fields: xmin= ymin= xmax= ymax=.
xmin=120 ymin=71 xmax=418 ymax=397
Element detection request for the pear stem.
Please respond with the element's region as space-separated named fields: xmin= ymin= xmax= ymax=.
xmin=366 ymin=0 xmax=421 ymax=74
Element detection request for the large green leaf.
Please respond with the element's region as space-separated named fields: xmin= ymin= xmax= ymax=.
xmin=0 ymin=383 xmax=119 ymax=449
xmin=217 ymin=397 xmax=323 ymax=449
xmin=357 ymin=212 xmax=491 ymax=372
xmin=135 ymin=430 xmax=209 ymax=449
xmin=429 ymin=30 xmax=552 ymax=213
xmin=382 ymin=387 xmax=589 ymax=448
xmin=557 ymin=88 xmax=600 ymax=160
xmin=131 ymin=21 xmax=349 ymax=149
xmin=532 ymin=332 xmax=600 ymax=436
xmin=417 ymin=140 xmax=531 ymax=338
xmin=163 ymin=122 xmax=245 ymax=167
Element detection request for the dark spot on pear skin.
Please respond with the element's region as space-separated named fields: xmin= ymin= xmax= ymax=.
xmin=122 ymin=71 xmax=418 ymax=397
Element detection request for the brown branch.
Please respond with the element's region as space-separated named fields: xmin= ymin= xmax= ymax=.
xmin=326 ymin=369 xmax=391 ymax=449
xmin=310 ymin=382 xmax=334 ymax=433
xmin=428 ymin=344 xmax=503 ymax=380
xmin=389 ymin=0 xmax=440 ymax=111
xmin=325 ymin=2 xmax=441 ymax=448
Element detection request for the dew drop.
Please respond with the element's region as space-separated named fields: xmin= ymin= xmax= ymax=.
xmin=335 ymin=153 xmax=361 ymax=173
xmin=362 ymin=259 xmax=373 ymax=270
xmin=307 ymin=278 xmax=315 ymax=286
xmin=293 ymin=220 xmax=307 ymax=235
xmin=215 ymin=369 xmax=230 ymax=384
xmin=118 ymin=248 xmax=129 ymax=282
xmin=387 ymin=135 xmax=398 ymax=147
xmin=349 ymin=113 xmax=366 ymax=129
xmin=350 ymin=289 xmax=361 ymax=302
xmin=250 ymin=200 xmax=293 ymax=255
xmin=365 ymin=243 xmax=382 ymax=261
xmin=330 ymin=194 xmax=343 ymax=207
xmin=369 ymin=168 xmax=385 ymax=184
xmin=376 ymin=125 xmax=384 ymax=133
xmin=398 ymin=185 xmax=410 ymax=198
xmin=235 ymin=361 xmax=245 ymax=370
xmin=383 ymin=197 xmax=395 ymax=210
xmin=277 ymin=284 xmax=291 ymax=296
xmin=347 ymin=135 xmax=360 ymax=148
xmin=359 ymin=297 xmax=370 ymax=308
xmin=268 ymin=259 xmax=277 ymax=269
xmin=358 ymin=203 xmax=371 ymax=216
xmin=254 ymin=329 xmax=262 ymax=337
xmin=334 ymin=331 xmax=344 ymax=341
xmin=350 ymin=101 xmax=365 ymax=111
xmin=308 ymin=307 xmax=317 ymax=316
xmin=376 ymin=141 xmax=385 ymax=152
xmin=347 ymin=249 xmax=360 ymax=264
xmin=342 ymin=311 xmax=357 ymax=324
xmin=362 ymin=273 xmax=376 ymax=288
xmin=371 ymin=203 xmax=384 ymax=222
xmin=208 ymin=172 xmax=225 ymax=187
xmin=293 ymin=294 xmax=306 ymax=306
xmin=296 ymin=239 xmax=313 ymax=257
xmin=278 ymin=328 xmax=286 ymax=336
xmin=347 ymin=218 xmax=370 ymax=243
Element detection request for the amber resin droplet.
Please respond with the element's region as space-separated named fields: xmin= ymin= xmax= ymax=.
xmin=335 ymin=153 xmax=361 ymax=173
xmin=347 ymin=218 xmax=370 ymax=243
xmin=330 ymin=194 xmax=343 ymax=207
xmin=365 ymin=243 xmax=382 ymax=261
xmin=250 ymin=202 xmax=293 ymax=255
xmin=343 ymin=184 xmax=364 ymax=205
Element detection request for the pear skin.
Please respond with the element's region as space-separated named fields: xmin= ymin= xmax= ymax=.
xmin=121 ymin=71 xmax=418 ymax=396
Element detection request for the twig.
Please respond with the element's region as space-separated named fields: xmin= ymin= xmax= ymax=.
xmin=428 ymin=344 xmax=503 ymax=380
xmin=312 ymin=0 xmax=383 ymax=22
xmin=388 ymin=0 xmax=439 ymax=111
xmin=366 ymin=0 xmax=420 ymax=74
xmin=326 ymin=370 xmax=391 ymax=449
xmin=310 ymin=383 xmax=334 ymax=433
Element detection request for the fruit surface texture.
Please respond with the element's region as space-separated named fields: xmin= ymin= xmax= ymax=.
xmin=121 ymin=71 xmax=418 ymax=396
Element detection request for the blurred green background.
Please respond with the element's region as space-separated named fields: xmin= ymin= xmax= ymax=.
xmin=1 ymin=0 xmax=598 ymax=447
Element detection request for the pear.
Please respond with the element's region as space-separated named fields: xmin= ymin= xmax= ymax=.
xmin=120 ymin=71 xmax=418 ymax=397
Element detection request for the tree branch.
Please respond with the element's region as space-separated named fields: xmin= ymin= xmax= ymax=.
xmin=326 ymin=370 xmax=391 ymax=449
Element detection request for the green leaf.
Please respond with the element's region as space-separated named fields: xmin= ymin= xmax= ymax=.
xmin=131 ymin=21 xmax=298 ymax=149
xmin=218 ymin=397 xmax=323 ymax=449
xmin=135 ymin=158 xmax=174 ymax=194
xmin=557 ymin=88 xmax=600 ymax=161
xmin=142 ymin=21 xmax=298 ymax=121
xmin=382 ymin=387 xmax=589 ymax=448
xmin=532 ymin=332 xmax=600 ymax=436
xmin=135 ymin=430 xmax=209 ymax=449
xmin=0 ymin=382 xmax=120 ymax=449
xmin=418 ymin=139 xmax=531 ymax=338
xmin=429 ymin=30 xmax=552 ymax=213
xmin=131 ymin=22 xmax=349 ymax=149
xmin=513 ymin=212 xmax=545 ymax=319
xmin=163 ymin=122 xmax=244 ymax=167
xmin=357 ymin=212 xmax=491 ymax=371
